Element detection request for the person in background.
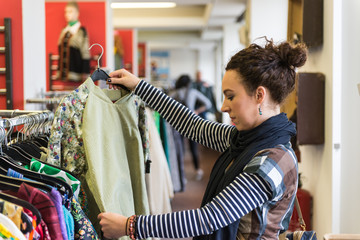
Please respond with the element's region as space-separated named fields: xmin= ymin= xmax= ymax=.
xmin=99 ymin=38 xmax=307 ymax=240
xmin=57 ymin=1 xmax=90 ymax=82
xmin=170 ymin=74 xmax=212 ymax=181
xmin=192 ymin=70 xmax=219 ymax=121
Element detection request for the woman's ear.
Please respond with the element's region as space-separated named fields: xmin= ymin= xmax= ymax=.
xmin=255 ymin=86 xmax=266 ymax=103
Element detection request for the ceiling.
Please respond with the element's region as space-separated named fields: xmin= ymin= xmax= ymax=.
xmin=112 ymin=0 xmax=247 ymax=47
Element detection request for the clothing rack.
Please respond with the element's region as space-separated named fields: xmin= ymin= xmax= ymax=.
xmin=0 ymin=18 xmax=13 ymax=109
xmin=26 ymin=98 xmax=63 ymax=112
xmin=0 ymin=110 xmax=54 ymax=129
xmin=26 ymin=98 xmax=62 ymax=104
xmin=43 ymin=90 xmax=71 ymax=97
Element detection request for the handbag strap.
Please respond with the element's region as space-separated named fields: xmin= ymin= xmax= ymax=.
xmin=294 ymin=196 xmax=307 ymax=231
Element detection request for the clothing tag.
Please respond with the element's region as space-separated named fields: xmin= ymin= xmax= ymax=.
xmin=145 ymin=159 xmax=152 ymax=174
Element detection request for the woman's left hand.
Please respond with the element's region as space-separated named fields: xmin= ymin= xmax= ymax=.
xmin=98 ymin=212 xmax=128 ymax=239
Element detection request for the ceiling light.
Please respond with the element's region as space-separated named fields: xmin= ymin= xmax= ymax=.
xmin=111 ymin=2 xmax=176 ymax=9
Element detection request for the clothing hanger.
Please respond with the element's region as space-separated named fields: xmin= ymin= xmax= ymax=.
xmin=0 ymin=155 xmax=73 ymax=200
xmin=0 ymin=192 xmax=42 ymax=226
xmin=89 ymin=43 xmax=128 ymax=90
xmin=0 ymin=174 xmax=53 ymax=195
xmin=0 ymin=114 xmax=73 ymax=203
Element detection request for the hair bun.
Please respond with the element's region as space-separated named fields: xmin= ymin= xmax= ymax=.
xmin=278 ymin=42 xmax=308 ymax=69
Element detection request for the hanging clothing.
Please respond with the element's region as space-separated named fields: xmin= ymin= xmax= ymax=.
xmin=48 ymin=189 xmax=70 ymax=240
xmin=47 ymin=78 xmax=149 ymax=178
xmin=145 ymin=108 xmax=173 ymax=214
xmin=7 ymin=183 xmax=64 ymax=240
xmin=0 ymin=200 xmax=23 ymax=231
xmin=26 ymin=158 xmax=81 ymax=201
xmin=57 ymin=21 xmax=90 ymax=81
xmin=0 ymin=200 xmax=34 ymax=236
xmin=22 ymin=208 xmax=51 ymax=240
xmin=81 ymin=78 xmax=149 ymax=216
xmin=0 ymin=213 xmax=27 ymax=240
xmin=70 ymin=197 xmax=99 ymax=240
xmin=46 ymin=78 xmax=150 ymax=236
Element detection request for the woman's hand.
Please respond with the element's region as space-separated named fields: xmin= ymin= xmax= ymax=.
xmin=98 ymin=212 xmax=128 ymax=239
xmin=107 ymin=68 xmax=141 ymax=91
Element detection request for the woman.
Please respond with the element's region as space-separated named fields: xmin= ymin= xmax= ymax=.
xmin=98 ymin=38 xmax=307 ymax=239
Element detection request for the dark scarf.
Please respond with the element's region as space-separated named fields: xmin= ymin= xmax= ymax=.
xmin=194 ymin=113 xmax=296 ymax=240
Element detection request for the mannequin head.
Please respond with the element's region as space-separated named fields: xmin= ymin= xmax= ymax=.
xmin=65 ymin=2 xmax=80 ymax=24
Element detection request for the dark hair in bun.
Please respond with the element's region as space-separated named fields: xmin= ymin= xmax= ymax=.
xmin=226 ymin=37 xmax=308 ymax=104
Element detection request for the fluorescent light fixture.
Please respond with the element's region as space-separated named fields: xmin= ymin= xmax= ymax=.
xmin=111 ymin=2 xmax=176 ymax=9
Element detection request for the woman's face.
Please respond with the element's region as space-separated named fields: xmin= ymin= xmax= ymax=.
xmin=65 ymin=6 xmax=79 ymax=23
xmin=221 ymin=70 xmax=259 ymax=131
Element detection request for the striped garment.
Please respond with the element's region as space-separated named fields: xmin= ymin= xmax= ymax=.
xmin=134 ymin=80 xmax=298 ymax=239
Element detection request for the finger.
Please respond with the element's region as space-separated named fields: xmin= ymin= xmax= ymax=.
xmin=109 ymin=68 xmax=126 ymax=78
xmin=109 ymin=69 xmax=122 ymax=78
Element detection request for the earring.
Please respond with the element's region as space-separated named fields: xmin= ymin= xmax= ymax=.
xmin=259 ymin=106 xmax=262 ymax=115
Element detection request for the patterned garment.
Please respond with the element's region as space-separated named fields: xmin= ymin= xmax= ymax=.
xmin=23 ymin=208 xmax=51 ymax=240
xmin=0 ymin=200 xmax=23 ymax=231
xmin=47 ymin=85 xmax=89 ymax=176
xmin=28 ymin=158 xmax=81 ymax=200
xmin=47 ymin=78 xmax=149 ymax=177
xmin=13 ymin=183 xmax=65 ymax=239
xmin=70 ymin=197 xmax=99 ymax=240
xmin=133 ymin=80 xmax=298 ymax=239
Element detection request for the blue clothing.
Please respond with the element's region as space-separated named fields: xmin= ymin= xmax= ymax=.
xmin=62 ymin=205 xmax=75 ymax=240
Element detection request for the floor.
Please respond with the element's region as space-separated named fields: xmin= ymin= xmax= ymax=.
xmin=164 ymin=141 xmax=221 ymax=240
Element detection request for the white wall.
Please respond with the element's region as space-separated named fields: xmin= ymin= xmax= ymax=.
xmin=105 ymin=0 xmax=114 ymax=71
xmin=197 ymin=49 xmax=216 ymax=86
xmin=22 ymin=0 xmax=46 ymax=110
xmin=298 ymin=0 xmax=360 ymax=236
xmin=299 ymin=0 xmax=340 ymax=239
xmin=340 ymin=0 xmax=360 ymax=233
xmin=168 ymin=48 xmax=197 ymax=85
xmin=222 ymin=23 xmax=243 ymax=68
xmin=249 ymin=0 xmax=288 ymax=43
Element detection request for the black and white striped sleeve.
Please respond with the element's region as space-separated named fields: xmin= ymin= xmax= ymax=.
xmin=134 ymin=80 xmax=233 ymax=152
xmin=135 ymin=172 xmax=272 ymax=239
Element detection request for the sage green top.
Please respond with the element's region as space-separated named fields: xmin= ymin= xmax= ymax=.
xmin=82 ymin=79 xmax=149 ymax=217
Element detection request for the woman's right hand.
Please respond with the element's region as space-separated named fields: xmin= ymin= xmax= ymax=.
xmin=107 ymin=68 xmax=141 ymax=91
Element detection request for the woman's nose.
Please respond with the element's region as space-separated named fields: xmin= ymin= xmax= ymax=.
xmin=221 ymin=103 xmax=229 ymax=113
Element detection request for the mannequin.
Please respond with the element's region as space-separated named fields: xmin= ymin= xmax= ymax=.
xmin=57 ymin=2 xmax=90 ymax=82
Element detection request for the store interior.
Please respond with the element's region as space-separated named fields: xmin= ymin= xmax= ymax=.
xmin=0 ymin=0 xmax=360 ymax=239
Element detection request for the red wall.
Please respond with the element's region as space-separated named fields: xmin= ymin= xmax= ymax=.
xmin=46 ymin=2 xmax=107 ymax=90
xmin=0 ymin=0 xmax=24 ymax=109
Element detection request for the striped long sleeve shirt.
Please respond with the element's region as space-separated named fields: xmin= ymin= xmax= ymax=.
xmin=134 ymin=80 xmax=298 ymax=239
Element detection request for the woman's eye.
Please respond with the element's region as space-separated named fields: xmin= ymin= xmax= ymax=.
xmin=227 ymin=96 xmax=234 ymax=101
